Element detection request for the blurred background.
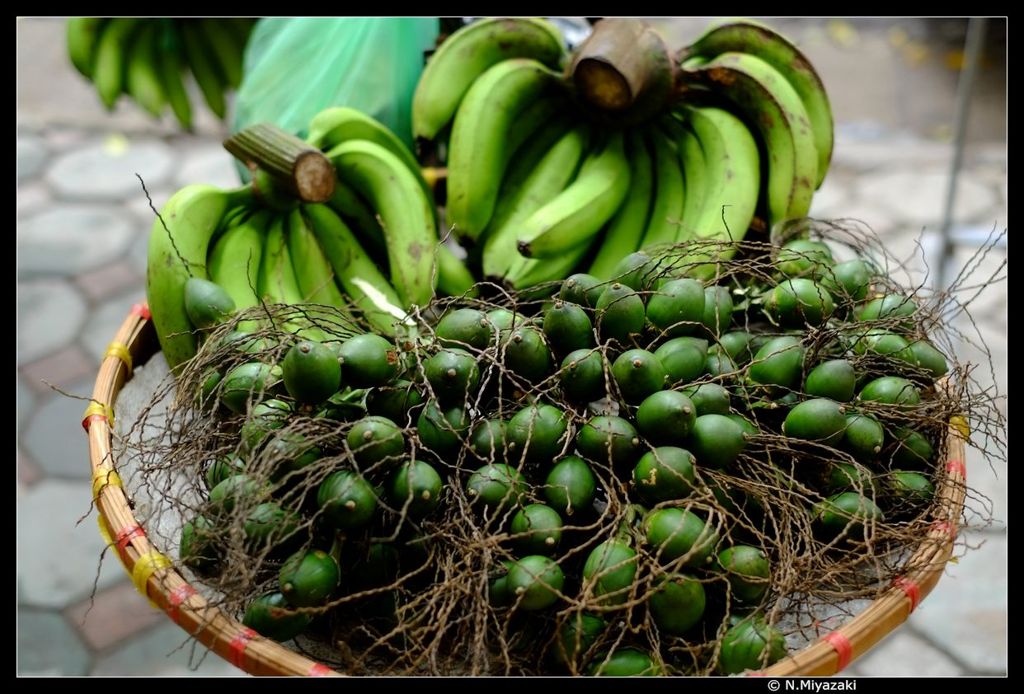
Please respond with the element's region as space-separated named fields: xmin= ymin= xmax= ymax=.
xmin=17 ymin=17 xmax=1006 ymax=677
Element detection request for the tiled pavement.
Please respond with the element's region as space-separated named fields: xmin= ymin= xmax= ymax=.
xmin=16 ymin=18 xmax=1006 ymax=677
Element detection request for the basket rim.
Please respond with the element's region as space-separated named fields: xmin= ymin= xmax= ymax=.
xmin=85 ymin=304 xmax=967 ymax=677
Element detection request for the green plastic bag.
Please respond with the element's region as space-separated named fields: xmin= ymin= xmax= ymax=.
xmin=232 ymin=17 xmax=439 ymax=149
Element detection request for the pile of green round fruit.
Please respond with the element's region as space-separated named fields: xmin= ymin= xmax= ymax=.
xmin=173 ymin=234 xmax=952 ymax=676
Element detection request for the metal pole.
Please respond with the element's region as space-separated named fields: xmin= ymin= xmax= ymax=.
xmin=936 ymin=17 xmax=988 ymax=290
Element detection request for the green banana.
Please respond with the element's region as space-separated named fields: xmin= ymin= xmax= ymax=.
xmin=325 ymin=140 xmax=438 ymax=308
xmin=208 ymin=208 xmax=269 ymax=311
xmin=146 ymin=184 xmax=250 ymax=370
xmin=259 ymin=214 xmax=331 ymax=341
xmin=196 ymin=19 xmax=243 ymax=88
xmin=479 ymin=114 xmax=573 ymax=246
xmin=286 ymin=208 xmax=349 ymax=308
xmin=588 ymin=131 xmax=655 ymax=280
xmin=677 ymin=105 xmax=760 ymax=278
xmin=125 ymin=22 xmax=166 ymax=117
xmin=640 ymin=127 xmax=686 ymax=249
xmin=684 ymin=52 xmax=817 ymax=226
xmin=436 ymin=245 xmax=478 ymax=297
xmin=66 ymin=18 xmax=107 ymax=79
xmin=503 ymin=94 xmax=570 ymax=164
xmin=481 ymin=123 xmax=589 ymax=280
xmin=446 ymin=58 xmax=564 ymax=242
xmin=326 ymin=182 xmax=388 ymax=262
xmin=516 ymin=131 xmax=631 ymax=259
xmin=92 ymin=18 xmax=141 ymax=109
xmin=306 ymin=107 xmax=433 ymax=210
xmin=180 ymin=20 xmax=226 ymax=119
xmin=507 ymin=242 xmax=591 ymax=290
xmin=674 ymin=119 xmax=707 ymax=242
xmin=214 ymin=203 xmax=255 ymax=239
xmin=412 ymin=17 xmax=566 ymax=140
xmin=303 ymin=203 xmax=409 ymax=337
xmin=156 ymin=23 xmax=193 ymax=130
xmin=687 ymin=19 xmax=833 ymax=188
xmin=259 ymin=214 xmax=305 ymax=306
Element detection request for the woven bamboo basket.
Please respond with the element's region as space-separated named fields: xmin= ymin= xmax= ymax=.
xmin=85 ymin=302 xmax=968 ymax=677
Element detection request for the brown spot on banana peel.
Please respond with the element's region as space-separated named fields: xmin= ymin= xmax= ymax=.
xmin=707 ymin=67 xmax=736 ymax=86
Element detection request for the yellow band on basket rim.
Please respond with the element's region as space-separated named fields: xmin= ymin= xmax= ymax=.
xmin=950 ymin=415 xmax=970 ymax=440
xmin=132 ymin=551 xmax=173 ymax=607
xmin=82 ymin=401 xmax=115 ymax=430
xmin=92 ymin=466 xmax=123 ymax=499
xmin=97 ymin=514 xmax=114 ymax=547
xmin=97 ymin=515 xmax=134 ymax=578
xmin=104 ymin=341 xmax=133 ymax=371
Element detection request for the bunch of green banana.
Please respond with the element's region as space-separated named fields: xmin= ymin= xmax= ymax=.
xmin=411 ymin=17 xmax=570 ymax=244
xmin=305 ymin=107 xmax=476 ymax=303
xmin=148 ymin=108 xmax=459 ymax=371
xmin=66 ymin=18 xmax=256 ymax=129
xmin=147 ymin=182 xmax=412 ymax=372
xmin=677 ymin=18 xmax=834 ymax=226
xmin=412 ymin=17 xmax=832 ymax=290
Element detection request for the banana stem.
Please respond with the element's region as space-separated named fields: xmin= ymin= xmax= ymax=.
xmin=568 ymin=18 xmax=676 ymax=124
xmin=224 ymin=123 xmax=336 ymax=203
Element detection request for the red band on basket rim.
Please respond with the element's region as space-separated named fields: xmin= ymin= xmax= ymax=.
xmin=167 ymin=584 xmax=198 ymax=625
xmin=114 ymin=524 xmax=145 ymax=561
xmin=746 ymin=671 xmax=766 ymax=677
xmin=81 ymin=414 xmax=108 ymax=432
xmin=131 ymin=302 xmax=151 ymax=320
xmin=946 ymin=459 xmax=967 ymax=478
xmin=892 ymin=576 xmax=922 ymax=612
xmin=931 ymin=520 xmax=956 ymax=538
xmin=82 ymin=402 xmax=114 ymax=432
xmin=824 ymin=631 xmax=853 ymax=671
xmin=308 ymin=663 xmax=333 ymax=677
xmin=228 ymin=627 xmax=258 ymax=668
xmin=115 ymin=524 xmax=145 ymax=551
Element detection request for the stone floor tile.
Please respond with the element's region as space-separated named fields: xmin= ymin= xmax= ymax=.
xmin=123 ymin=186 xmax=176 ymax=225
xmin=830 ymin=135 xmax=953 ymax=174
xmin=961 ymin=442 xmax=1007 ymax=532
xmin=18 ymin=448 xmax=42 ymax=487
xmin=17 ymin=278 xmax=88 ymax=364
xmin=17 ymin=374 xmax=35 ymax=434
xmin=80 ymin=290 xmax=147 ymax=362
xmin=819 ymin=200 xmax=906 ymax=241
xmin=65 ymin=580 xmax=166 ymax=652
xmin=908 ymin=529 xmax=1007 ymax=673
xmin=75 ymin=259 xmax=144 ymax=302
xmin=127 ymin=227 xmax=150 ymax=276
xmin=43 ymin=127 xmax=91 ymax=150
xmin=18 ymin=133 xmax=48 ymax=182
xmin=855 ymin=629 xmax=965 ymax=676
xmin=20 ymin=344 xmax=97 ymax=396
xmin=808 ymin=174 xmax=853 ymax=219
xmin=45 ymin=138 xmax=175 ymax=201
xmin=856 ymin=168 xmax=1000 ymax=230
xmin=18 ymin=608 xmax=92 ymax=675
xmin=17 ymin=479 xmax=125 ymax=608
xmin=173 ymin=145 xmax=243 ymax=190
xmin=17 ymin=180 xmax=51 ymax=217
xmin=947 ymin=244 xmax=1008 ymax=318
xmin=90 ymin=622 xmax=248 ymax=676
xmin=18 ymin=203 xmax=136 ymax=278
xmin=22 ymin=376 xmax=99 ymax=480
